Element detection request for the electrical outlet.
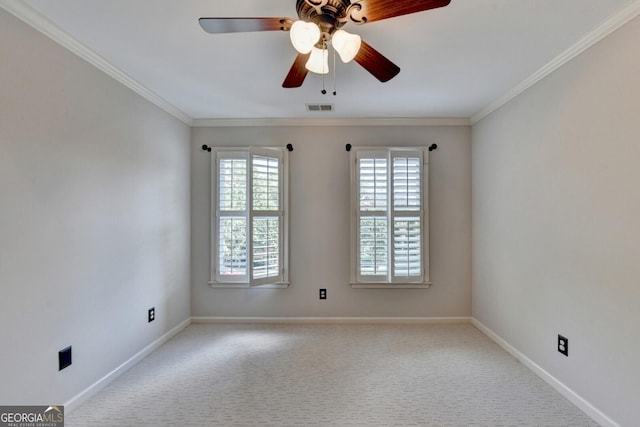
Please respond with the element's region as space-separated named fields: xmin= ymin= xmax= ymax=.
xmin=558 ymin=334 xmax=568 ymax=357
xmin=319 ymin=289 xmax=327 ymax=300
xmin=59 ymin=346 xmax=72 ymax=371
xmin=148 ymin=307 xmax=155 ymax=323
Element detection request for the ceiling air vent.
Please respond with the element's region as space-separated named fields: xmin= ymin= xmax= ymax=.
xmin=306 ymin=103 xmax=334 ymax=112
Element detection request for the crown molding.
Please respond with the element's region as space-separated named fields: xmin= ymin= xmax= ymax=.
xmin=0 ymin=1 xmax=467 ymax=129
xmin=192 ymin=117 xmax=470 ymax=127
xmin=5 ymin=0 xmax=639 ymax=129
xmin=0 ymin=0 xmax=193 ymax=126
xmin=471 ymin=0 xmax=640 ymax=124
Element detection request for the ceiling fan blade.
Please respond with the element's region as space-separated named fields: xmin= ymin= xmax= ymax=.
xmin=349 ymin=0 xmax=450 ymax=24
xmin=283 ymin=53 xmax=311 ymax=88
xmin=354 ymin=40 xmax=400 ymax=82
xmin=199 ymin=17 xmax=294 ymax=34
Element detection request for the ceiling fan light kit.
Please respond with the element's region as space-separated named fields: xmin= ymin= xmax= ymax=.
xmin=199 ymin=0 xmax=451 ymax=88
xmin=290 ymin=20 xmax=321 ymax=54
xmin=332 ymin=29 xmax=361 ymax=63
xmin=306 ymin=46 xmax=330 ymax=74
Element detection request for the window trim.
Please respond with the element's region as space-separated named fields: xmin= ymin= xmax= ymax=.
xmin=209 ymin=146 xmax=289 ymax=289
xmin=350 ymin=146 xmax=431 ymax=289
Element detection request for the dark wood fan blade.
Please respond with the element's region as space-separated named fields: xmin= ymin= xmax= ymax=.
xmin=199 ymin=17 xmax=294 ymax=33
xmin=283 ymin=53 xmax=311 ymax=88
xmin=349 ymin=0 xmax=450 ymax=24
xmin=354 ymin=40 xmax=400 ymax=82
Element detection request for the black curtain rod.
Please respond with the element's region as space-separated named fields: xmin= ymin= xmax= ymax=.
xmin=346 ymin=143 xmax=438 ymax=152
xmin=201 ymin=144 xmax=294 ymax=153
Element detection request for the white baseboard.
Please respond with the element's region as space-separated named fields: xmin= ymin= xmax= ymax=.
xmin=191 ymin=316 xmax=471 ymax=325
xmin=64 ymin=318 xmax=191 ymax=413
xmin=471 ymin=318 xmax=620 ymax=427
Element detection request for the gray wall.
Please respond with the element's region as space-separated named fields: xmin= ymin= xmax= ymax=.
xmin=191 ymin=125 xmax=471 ymax=318
xmin=472 ymin=15 xmax=640 ymax=427
xmin=0 ymin=10 xmax=191 ymax=405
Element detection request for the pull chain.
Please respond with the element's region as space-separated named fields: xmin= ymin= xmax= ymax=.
xmin=333 ymin=44 xmax=337 ymax=96
xmin=321 ymin=42 xmax=327 ymax=95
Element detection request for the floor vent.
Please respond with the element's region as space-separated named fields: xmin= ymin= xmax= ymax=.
xmin=306 ymin=103 xmax=334 ymax=112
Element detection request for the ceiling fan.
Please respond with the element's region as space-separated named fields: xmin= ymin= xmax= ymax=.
xmin=199 ymin=0 xmax=451 ymax=88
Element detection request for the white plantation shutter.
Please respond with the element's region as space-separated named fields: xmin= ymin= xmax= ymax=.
xmin=392 ymin=156 xmax=420 ymax=212
xmin=218 ymin=217 xmax=247 ymax=277
xmin=391 ymin=153 xmax=422 ymax=281
xmin=212 ymin=147 xmax=288 ymax=287
xmin=359 ymin=216 xmax=388 ymax=276
xmin=219 ymin=158 xmax=247 ymax=211
xmin=393 ymin=218 xmax=421 ymax=277
xmin=352 ymin=148 xmax=428 ymax=285
xmin=249 ymin=149 xmax=283 ymax=286
xmin=359 ymin=157 xmax=388 ymax=211
xmin=252 ymin=217 xmax=280 ymax=280
xmin=356 ymin=153 xmax=388 ymax=281
xmin=216 ymin=152 xmax=249 ymax=282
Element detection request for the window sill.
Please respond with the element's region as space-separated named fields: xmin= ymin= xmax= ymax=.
xmin=350 ymin=282 xmax=432 ymax=289
xmin=208 ymin=282 xmax=290 ymax=289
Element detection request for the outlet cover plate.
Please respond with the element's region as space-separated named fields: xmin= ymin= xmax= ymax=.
xmin=558 ymin=334 xmax=568 ymax=357
xmin=59 ymin=346 xmax=72 ymax=371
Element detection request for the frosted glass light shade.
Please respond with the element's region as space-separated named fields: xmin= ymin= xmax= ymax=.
xmin=305 ymin=46 xmax=329 ymax=74
xmin=332 ymin=29 xmax=362 ymax=63
xmin=289 ymin=20 xmax=321 ymax=54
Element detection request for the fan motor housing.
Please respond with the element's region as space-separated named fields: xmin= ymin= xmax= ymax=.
xmin=296 ymin=0 xmax=350 ymax=41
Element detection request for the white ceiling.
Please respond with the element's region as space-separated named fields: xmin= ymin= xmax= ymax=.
xmin=7 ymin=0 xmax=640 ymax=123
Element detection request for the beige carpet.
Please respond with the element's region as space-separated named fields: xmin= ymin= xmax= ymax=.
xmin=67 ymin=323 xmax=598 ymax=426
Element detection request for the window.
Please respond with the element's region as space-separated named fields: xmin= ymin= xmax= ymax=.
xmin=350 ymin=147 xmax=430 ymax=288
xmin=211 ymin=147 xmax=289 ymax=288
